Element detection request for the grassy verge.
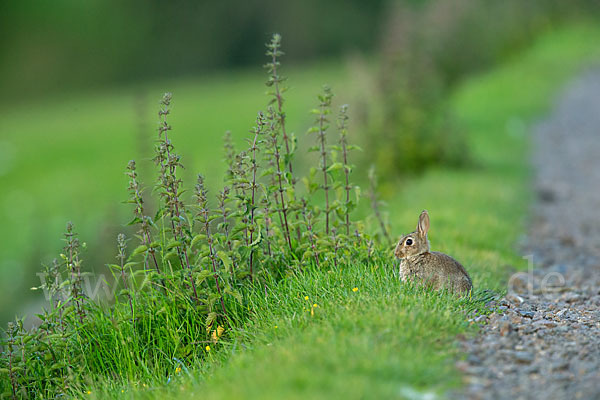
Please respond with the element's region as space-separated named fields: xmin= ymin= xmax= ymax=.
xmin=81 ymin=23 xmax=600 ymax=399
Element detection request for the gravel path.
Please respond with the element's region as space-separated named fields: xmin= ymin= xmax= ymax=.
xmin=458 ymin=69 xmax=600 ymax=400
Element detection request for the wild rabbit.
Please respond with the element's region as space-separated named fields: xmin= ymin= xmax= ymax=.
xmin=394 ymin=210 xmax=472 ymax=294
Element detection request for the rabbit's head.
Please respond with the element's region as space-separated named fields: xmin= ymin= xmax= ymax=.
xmin=394 ymin=210 xmax=431 ymax=259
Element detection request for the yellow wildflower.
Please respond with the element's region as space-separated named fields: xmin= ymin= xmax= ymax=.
xmin=205 ymin=345 xmax=211 ymax=352
xmin=211 ymin=325 xmax=225 ymax=343
xmin=175 ymin=366 xmax=182 ymax=374
xmin=274 ymin=325 xmax=278 ymax=329
xmin=87 ymin=391 xmax=92 ymax=395
xmin=304 ymin=295 xmax=309 ymax=300
xmin=352 ymin=287 xmax=358 ymax=292
xmin=313 ymin=303 xmax=318 ymax=308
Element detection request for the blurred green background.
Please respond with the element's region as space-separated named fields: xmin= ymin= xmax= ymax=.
xmin=1 ymin=0 xmax=599 ymax=327
xmin=0 ymin=0 xmax=385 ymax=100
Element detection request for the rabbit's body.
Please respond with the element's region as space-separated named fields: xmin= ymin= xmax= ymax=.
xmin=395 ymin=210 xmax=472 ymax=294
xmin=399 ymin=251 xmax=472 ymax=293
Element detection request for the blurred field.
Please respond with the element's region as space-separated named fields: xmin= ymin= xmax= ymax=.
xmin=0 ymin=60 xmax=354 ymax=323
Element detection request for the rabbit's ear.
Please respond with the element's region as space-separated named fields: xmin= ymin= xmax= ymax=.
xmin=417 ymin=210 xmax=430 ymax=237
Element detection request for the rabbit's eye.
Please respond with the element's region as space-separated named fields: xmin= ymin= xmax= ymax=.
xmin=405 ymin=238 xmax=413 ymax=246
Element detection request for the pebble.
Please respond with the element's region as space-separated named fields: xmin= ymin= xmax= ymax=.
xmin=517 ymin=310 xmax=535 ymax=319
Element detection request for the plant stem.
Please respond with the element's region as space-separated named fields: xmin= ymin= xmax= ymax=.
xmin=318 ymin=97 xmax=330 ymax=235
xmin=368 ymin=166 xmax=392 ymax=245
xmin=7 ymin=322 xmax=17 ymax=400
xmin=65 ymin=222 xmax=85 ymax=324
xmin=262 ymin=198 xmax=273 ymax=258
xmin=116 ymin=233 xmax=134 ymax=318
xmin=157 ymin=93 xmax=198 ymax=301
xmin=127 ymin=160 xmax=165 ymax=289
xmin=267 ymin=34 xmax=293 ymax=180
xmin=338 ymin=104 xmax=352 ymax=236
xmin=313 ymin=86 xmax=333 ymax=234
xmin=266 ymin=34 xmax=302 ymax=242
xmin=247 ymin=112 xmax=265 ymax=280
xmin=267 ymin=108 xmax=293 ymax=251
xmin=196 ymin=175 xmax=228 ymax=318
xmin=218 ymin=187 xmax=238 ymax=272
xmin=301 ymin=198 xmax=319 ymax=267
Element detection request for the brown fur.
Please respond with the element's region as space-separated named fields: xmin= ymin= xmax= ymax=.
xmin=394 ymin=210 xmax=472 ymax=294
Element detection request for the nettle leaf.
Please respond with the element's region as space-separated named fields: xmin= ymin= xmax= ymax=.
xmin=205 ymin=312 xmax=217 ymax=331
xmin=62 ymin=306 xmax=75 ymax=317
xmin=165 ymin=250 xmax=179 ymax=261
xmin=191 ymin=234 xmax=207 ymax=248
xmin=154 ymin=207 xmax=167 ymax=221
xmin=354 ymin=186 xmax=361 ymax=203
xmin=208 ymin=293 xmax=222 ymax=307
xmin=327 ymin=162 xmax=344 ymax=172
xmin=217 ymin=251 xmax=232 ymax=271
xmin=238 ymin=245 xmax=251 ymax=259
xmin=290 ymin=134 xmax=298 ymax=152
xmin=133 ymin=269 xmax=152 ymax=278
xmin=347 ymin=201 xmax=357 ymax=212
xmin=147 ymin=216 xmax=158 ymax=228
xmin=166 ymin=240 xmax=182 ymax=250
xmin=224 ymin=287 xmax=242 ymax=304
xmin=296 ymin=243 xmax=309 ymax=251
xmin=301 ymin=177 xmax=310 ymax=191
xmin=195 ymin=269 xmax=214 ymax=286
xmin=236 ymin=270 xmax=250 ymax=280
xmin=249 ymin=230 xmax=262 ymax=247
xmin=127 ymin=217 xmax=143 ymax=226
xmin=302 ymin=250 xmax=314 ymax=261
xmin=260 ymin=167 xmax=275 ymax=178
xmin=23 ymin=334 xmax=36 ymax=344
xmin=131 ymin=245 xmax=148 ymax=257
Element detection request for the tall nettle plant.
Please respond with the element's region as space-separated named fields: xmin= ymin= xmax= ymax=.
xmin=0 ymin=34 xmax=389 ymax=399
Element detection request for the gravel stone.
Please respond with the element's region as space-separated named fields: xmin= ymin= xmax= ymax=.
xmin=455 ymin=69 xmax=600 ymax=400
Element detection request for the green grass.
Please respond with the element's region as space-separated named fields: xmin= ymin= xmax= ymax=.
xmin=76 ymin=22 xmax=600 ymax=400
xmin=86 ymin=263 xmax=480 ymax=400
xmin=0 ymin=59 xmax=351 ymax=324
